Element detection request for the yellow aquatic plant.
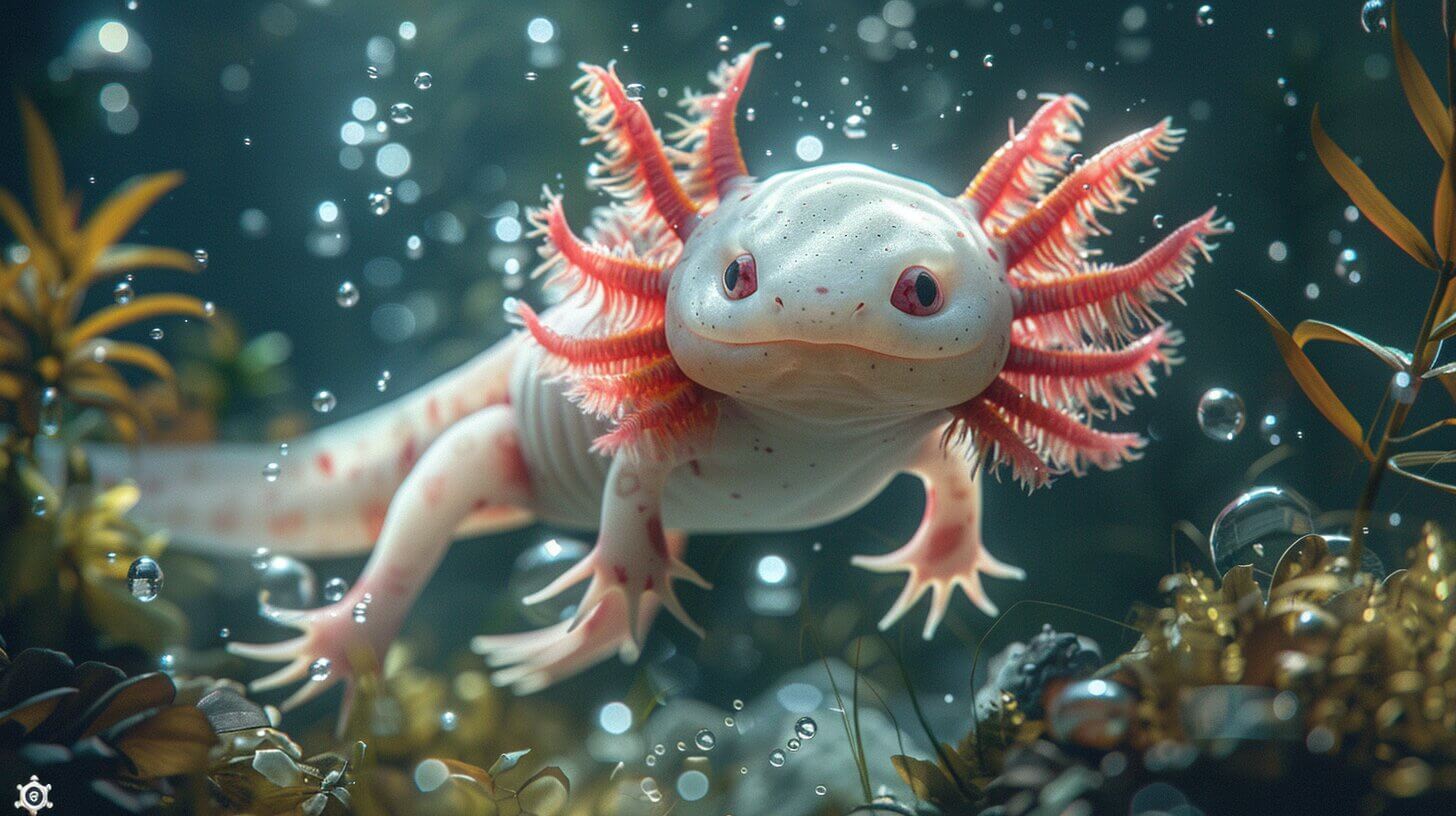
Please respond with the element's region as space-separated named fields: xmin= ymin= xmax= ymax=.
xmin=1240 ymin=4 xmax=1456 ymax=561
xmin=0 ymin=98 xmax=210 ymax=446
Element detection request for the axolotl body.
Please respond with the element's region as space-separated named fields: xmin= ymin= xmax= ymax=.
xmin=95 ymin=46 xmax=1221 ymax=714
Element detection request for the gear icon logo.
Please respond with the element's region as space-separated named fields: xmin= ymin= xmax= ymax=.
xmin=13 ymin=776 xmax=51 ymax=814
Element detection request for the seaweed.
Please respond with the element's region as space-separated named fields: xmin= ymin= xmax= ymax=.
xmin=1240 ymin=3 xmax=1456 ymax=563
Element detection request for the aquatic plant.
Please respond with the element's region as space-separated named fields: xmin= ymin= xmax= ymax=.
xmin=0 ymin=638 xmax=215 ymax=813
xmin=1239 ymin=4 xmax=1456 ymax=561
xmin=0 ymin=99 xmax=209 ymax=449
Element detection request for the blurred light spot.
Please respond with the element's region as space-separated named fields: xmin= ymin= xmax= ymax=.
xmin=857 ymin=16 xmax=888 ymax=43
xmin=1364 ymin=53 xmax=1391 ymax=81
xmin=352 ymin=96 xmax=377 ymax=120
xmin=776 ymin=682 xmax=824 ymax=712
xmin=398 ymin=21 xmax=417 ymax=40
xmin=98 ymin=21 xmax=129 ymax=53
xmin=527 ymin=17 xmax=556 ymax=43
xmin=599 ymin=701 xmax=632 ymax=734
xmin=1122 ymin=5 xmax=1148 ymax=31
xmin=413 ymin=759 xmax=449 ymax=792
xmin=106 ymin=106 xmax=139 ymax=135
xmin=376 ymin=143 xmax=411 ymax=177
xmin=371 ymin=303 xmax=416 ymax=342
xmin=220 ymin=64 xmax=250 ymax=92
xmin=426 ymin=211 xmax=466 ymax=243
xmin=239 ymin=208 xmax=270 ymax=238
xmin=1267 ymin=241 xmax=1287 ymax=262
xmin=795 ymin=135 xmax=824 ymax=162
xmin=495 ymin=216 xmax=522 ymax=242
xmin=317 ymin=201 xmax=339 ymax=223
xmin=99 ymin=82 xmax=130 ymax=113
xmin=882 ymin=0 xmax=915 ymax=27
xmin=676 ymin=770 xmax=709 ymax=801
xmin=364 ymin=257 xmax=404 ymax=288
xmin=339 ymin=146 xmax=364 ymax=170
xmin=1188 ymin=99 xmax=1212 ymax=122
xmin=366 ymin=35 xmax=396 ymax=65
xmin=259 ymin=2 xmax=298 ymax=37
xmin=396 ymin=179 xmax=421 ymax=203
xmin=756 ymin=554 xmax=789 ymax=584
xmin=340 ymin=121 xmax=366 ymax=145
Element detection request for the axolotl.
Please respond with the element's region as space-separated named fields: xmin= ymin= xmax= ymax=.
xmin=95 ymin=46 xmax=1221 ymax=716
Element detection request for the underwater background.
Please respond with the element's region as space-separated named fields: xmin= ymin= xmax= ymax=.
xmin=3 ymin=0 xmax=1456 ymax=814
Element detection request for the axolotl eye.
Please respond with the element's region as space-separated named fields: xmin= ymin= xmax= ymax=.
xmin=723 ymin=253 xmax=758 ymax=300
xmin=890 ymin=265 xmax=944 ymax=316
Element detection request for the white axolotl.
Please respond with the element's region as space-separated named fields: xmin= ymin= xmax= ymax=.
xmin=93 ymin=47 xmax=1221 ymax=717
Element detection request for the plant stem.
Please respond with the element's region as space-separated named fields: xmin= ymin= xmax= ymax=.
xmin=1350 ymin=263 xmax=1455 ymax=563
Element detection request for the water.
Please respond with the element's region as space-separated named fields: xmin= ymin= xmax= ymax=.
xmin=2 ymin=5 xmax=1438 ymax=814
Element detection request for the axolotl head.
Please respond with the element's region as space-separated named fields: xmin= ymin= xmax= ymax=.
xmin=666 ymin=163 xmax=1014 ymax=420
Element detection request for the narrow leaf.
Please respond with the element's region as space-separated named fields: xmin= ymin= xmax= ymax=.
xmin=1391 ymin=5 xmax=1453 ymax=158
xmin=1437 ymin=140 xmax=1456 ymax=260
xmin=18 ymin=98 xmax=66 ymax=242
xmin=0 ymin=188 xmax=61 ymax=285
xmin=1312 ymin=105 xmax=1440 ymax=270
xmin=1238 ymin=290 xmax=1374 ymax=459
xmin=1387 ymin=450 xmax=1456 ymax=495
xmin=70 ymin=340 xmax=176 ymax=384
xmin=67 ymin=294 xmax=211 ymax=347
xmin=78 ymin=171 xmax=185 ymax=267
xmin=1292 ymin=319 xmax=1410 ymax=370
xmin=1390 ymin=418 xmax=1456 ymax=442
xmin=92 ymin=245 xmax=200 ymax=279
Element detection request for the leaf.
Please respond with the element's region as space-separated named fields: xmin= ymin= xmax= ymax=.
xmin=0 ymin=688 xmax=76 ymax=735
xmin=517 ymin=766 xmax=571 ymax=815
xmin=892 ymin=754 xmax=971 ymax=810
xmin=106 ymin=705 xmax=216 ymax=778
xmin=70 ymin=340 xmax=177 ymax=385
xmin=0 ymin=187 xmax=61 ymax=285
xmin=76 ymin=671 xmax=176 ymax=739
xmin=1292 ymin=319 xmax=1410 ymax=370
xmin=1437 ymin=140 xmax=1456 ymax=261
xmin=1390 ymin=417 xmax=1456 ymax=442
xmin=18 ymin=98 xmax=67 ymax=244
xmin=1312 ymin=105 xmax=1440 ymax=270
xmin=78 ymin=172 xmax=185 ymax=268
xmin=1391 ymin=4 xmax=1453 ymax=158
xmin=1387 ymin=449 xmax=1456 ymax=495
xmin=91 ymin=245 xmax=200 ymax=279
xmin=67 ymin=294 xmax=211 ymax=347
xmin=1272 ymin=534 xmax=1330 ymax=589
xmin=1238 ymin=291 xmax=1374 ymax=459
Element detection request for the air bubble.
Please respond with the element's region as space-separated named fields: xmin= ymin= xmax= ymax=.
xmin=309 ymin=657 xmax=332 ymax=680
xmin=312 ymin=390 xmax=337 ymax=413
xmin=263 ymin=462 xmax=280 ymax=482
xmin=695 ymin=729 xmax=716 ymax=750
xmin=1195 ymin=4 xmax=1214 ymax=26
xmin=794 ymin=716 xmax=817 ymax=739
xmin=769 ymin=749 xmax=786 ymax=767
xmin=1197 ymin=387 xmax=1245 ymax=442
xmin=368 ymin=192 xmax=390 ymax=216
xmin=389 ymin=102 xmax=414 ymax=124
xmin=413 ymin=71 xmax=433 ymax=89
xmin=1361 ymin=0 xmax=1388 ymax=34
xmin=337 ymin=281 xmax=361 ymax=307
xmin=625 ymin=83 xmax=646 ymax=101
xmin=127 ymin=556 xmax=163 ymax=602
xmin=324 ymin=577 xmax=349 ymax=602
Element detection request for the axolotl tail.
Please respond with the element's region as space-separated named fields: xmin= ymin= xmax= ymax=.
xmin=74 ymin=335 xmax=529 ymax=558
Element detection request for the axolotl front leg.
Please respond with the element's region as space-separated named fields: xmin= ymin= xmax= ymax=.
xmin=471 ymin=454 xmax=711 ymax=692
xmin=854 ymin=429 xmax=1025 ymax=638
xmin=227 ymin=404 xmax=533 ymax=720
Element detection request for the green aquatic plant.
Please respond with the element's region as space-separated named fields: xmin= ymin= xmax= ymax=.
xmin=1240 ymin=4 xmax=1456 ymax=563
xmin=0 ymin=98 xmax=209 ymax=448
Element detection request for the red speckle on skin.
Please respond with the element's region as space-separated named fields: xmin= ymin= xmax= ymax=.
xmin=688 ymin=460 xmax=703 ymax=477
xmin=495 ymin=435 xmax=532 ymax=491
xmin=451 ymin=394 xmax=471 ymax=419
xmin=815 ymin=286 xmax=829 ymax=295
xmin=616 ymin=472 xmax=642 ymax=497
xmin=471 ymin=497 xmax=492 ymax=512
xmin=212 ymin=509 xmax=240 ymax=533
xmin=267 ymin=511 xmax=306 ymax=538
xmin=730 ymin=492 xmax=742 ymax=500
xmin=764 ymin=447 xmax=774 ymax=454
xmin=613 ymin=565 xmax=629 ymax=584
xmin=424 ymin=474 xmax=447 ymax=507
xmin=646 ymin=516 xmax=667 ymax=558
xmin=988 ymin=248 xmax=1000 ymax=262
xmin=347 ymin=467 xmax=363 ymax=482
xmin=397 ymin=438 xmax=419 ymax=475
xmin=926 ymin=526 xmax=961 ymax=562
xmin=426 ymin=397 xmax=442 ymax=427
xmin=361 ymin=500 xmax=389 ymax=540
xmin=382 ymin=564 xmax=410 ymax=595
xmin=956 ymin=230 xmax=966 ymax=238
xmin=315 ymin=453 xmax=335 ymax=478
xmin=644 ymin=575 xmax=655 ymax=590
